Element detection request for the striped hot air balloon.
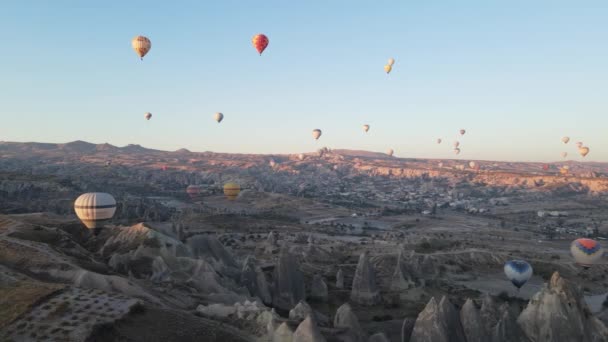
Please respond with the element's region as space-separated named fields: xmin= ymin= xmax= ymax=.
xmin=504 ymin=260 xmax=533 ymax=289
xmin=252 ymin=34 xmax=269 ymax=55
xmin=131 ymin=36 xmax=151 ymax=60
xmin=74 ymin=193 xmax=116 ymax=233
xmin=571 ymin=238 xmax=603 ymax=268
xmin=223 ymin=182 xmax=241 ymax=201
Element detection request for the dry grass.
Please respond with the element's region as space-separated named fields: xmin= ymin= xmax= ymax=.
xmin=0 ymin=281 xmax=64 ymax=329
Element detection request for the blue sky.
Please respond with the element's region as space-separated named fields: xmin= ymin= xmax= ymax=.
xmin=0 ymin=1 xmax=606 ymax=162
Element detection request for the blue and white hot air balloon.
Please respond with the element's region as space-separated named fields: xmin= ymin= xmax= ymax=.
xmin=504 ymin=260 xmax=533 ymax=289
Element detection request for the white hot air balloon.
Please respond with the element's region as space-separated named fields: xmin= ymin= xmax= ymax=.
xmin=387 ymin=58 xmax=395 ymax=67
xmin=562 ymin=136 xmax=570 ymax=144
xmin=312 ymin=129 xmax=322 ymax=140
xmin=214 ymin=112 xmax=224 ymax=123
xmin=363 ymin=124 xmax=370 ymax=133
xmin=131 ymin=36 xmax=151 ymax=60
xmin=561 ymin=152 xmax=568 ymax=158
xmin=459 ymin=129 xmax=466 ymax=136
xmin=74 ymin=192 xmax=117 ymax=234
xmin=453 ymin=141 xmax=460 ymax=148
xmin=298 ymin=153 xmax=305 ymax=161
xmin=469 ymin=161 xmax=476 ymax=169
xmin=437 ymin=138 xmax=442 ymax=144
xmin=387 ymin=148 xmax=394 ymax=157
xmin=454 ymin=148 xmax=461 ymax=155
xmin=571 ymin=238 xmax=603 ymax=268
xmin=504 ymin=260 xmax=533 ymax=289
xmin=144 ymin=112 xmax=152 ymax=120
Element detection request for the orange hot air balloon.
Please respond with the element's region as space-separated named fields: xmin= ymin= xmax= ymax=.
xmin=252 ymin=34 xmax=269 ymax=55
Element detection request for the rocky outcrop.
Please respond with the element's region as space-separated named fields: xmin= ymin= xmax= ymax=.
xmin=460 ymin=298 xmax=487 ymax=342
xmin=310 ymin=274 xmax=328 ymax=302
xmin=492 ymin=309 xmax=529 ymax=342
xmin=273 ymin=322 xmax=294 ymax=342
xmin=410 ymin=296 xmax=466 ymax=342
xmin=293 ymin=315 xmax=326 ymax=342
xmin=368 ymin=333 xmax=389 ymax=342
xmin=391 ymin=249 xmax=415 ymax=292
xmin=350 ymin=251 xmax=381 ymax=305
xmin=480 ymin=293 xmax=501 ymax=336
xmin=241 ymin=255 xmax=272 ymax=304
xmin=273 ymin=246 xmax=306 ymax=311
xmin=336 ymin=268 xmax=344 ymax=289
xmin=334 ymin=303 xmax=365 ymax=342
xmin=289 ymin=301 xmax=329 ymax=326
xmin=186 ymin=234 xmax=238 ymax=269
xmin=517 ymin=272 xmax=608 ymax=342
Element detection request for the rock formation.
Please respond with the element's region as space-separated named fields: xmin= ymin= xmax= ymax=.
xmin=334 ymin=303 xmax=365 ymax=342
xmin=410 ymin=296 xmax=467 ymax=342
xmin=391 ymin=248 xmax=415 ymax=292
xmin=273 ymin=246 xmax=306 ymax=311
xmin=290 ymin=301 xmax=314 ymax=322
xmin=273 ymin=322 xmax=294 ymax=342
xmin=460 ymin=298 xmax=487 ymax=342
xmin=368 ymin=333 xmax=390 ymax=342
xmin=241 ymin=255 xmax=272 ymax=304
xmin=517 ymin=272 xmax=608 ymax=342
xmin=350 ymin=251 xmax=381 ymax=305
xmin=493 ymin=309 xmax=530 ymax=342
xmin=310 ymin=274 xmax=328 ymax=302
xmin=336 ymin=268 xmax=344 ymax=289
xmin=293 ymin=315 xmax=326 ymax=342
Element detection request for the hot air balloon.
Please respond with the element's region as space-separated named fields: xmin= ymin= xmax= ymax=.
xmin=269 ymin=159 xmax=277 ymax=168
xmin=387 ymin=148 xmax=394 ymax=157
xmin=579 ymin=146 xmax=590 ymax=157
xmin=576 ymin=142 xmax=583 ymax=148
xmin=387 ymin=58 xmax=395 ymax=66
xmin=145 ymin=112 xmax=152 ymax=120
xmin=561 ymin=152 xmax=568 ymax=158
xmin=223 ymin=182 xmax=241 ymax=201
xmin=469 ymin=161 xmax=476 ymax=169
xmin=161 ymin=165 xmax=167 ymax=171
xmin=298 ymin=153 xmax=305 ymax=161
xmin=214 ymin=112 xmax=224 ymax=123
xmin=454 ymin=148 xmax=461 ymax=155
xmin=384 ymin=65 xmax=392 ymax=74
xmin=571 ymin=238 xmax=603 ymax=268
xmin=562 ymin=136 xmax=570 ymax=144
xmin=131 ymin=36 xmax=151 ymax=60
xmin=542 ymin=164 xmax=549 ymax=171
xmin=438 ymin=162 xmax=444 ymax=168
xmin=437 ymin=138 xmax=442 ymax=144
xmin=186 ymin=185 xmax=202 ymax=201
xmin=459 ymin=129 xmax=466 ymax=136
xmin=252 ymin=34 xmax=269 ymax=55
xmin=453 ymin=141 xmax=460 ymax=148
xmin=363 ymin=124 xmax=370 ymax=133
xmin=504 ymin=260 xmax=533 ymax=289
xmin=74 ymin=193 xmax=117 ymax=234
xmin=105 ymin=160 xmax=112 ymax=167
xmin=312 ymin=129 xmax=322 ymax=140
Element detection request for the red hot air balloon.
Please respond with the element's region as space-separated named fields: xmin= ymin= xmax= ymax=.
xmin=252 ymin=34 xmax=269 ymax=55
xmin=542 ymin=164 xmax=549 ymax=171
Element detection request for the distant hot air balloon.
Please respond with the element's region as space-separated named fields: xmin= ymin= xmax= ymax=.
xmin=74 ymin=193 xmax=117 ymax=234
xmin=105 ymin=160 xmax=111 ymax=167
xmin=562 ymin=136 xmax=570 ymax=144
xmin=363 ymin=124 xmax=370 ymax=133
xmin=161 ymin=165 xmax=167 ymax=171
xmin=252 ymin=34 xmax=269 ymax=55
xmin=312 ymin=129 xmax=322 ymax=140
xmin=576 ymin=142 xmax=583 ymax=148
xmin=469 ymin=161 xmax=476 ymax=169
xmin=269 ymin=159 xmax=277 ymax=168
xmin=384 ymin=65 xmax=392 ymax=74
xmin=387 ymin=58 xmax=395 ymax=67
xmin=561 ymin=152 xmax=568 ymax=158
xmin=214 ymin=112 xmax=224 ymax=123
xmin=454 ymin=148 xmax=461 ymax=155
xmin=438 ymin=162 xmax=444 ymax=168
xmin=145 ymin=112 xmax=152 ymax=120
xmin=459 ymin=129 xmax=466 ymax=136
xmin=131 ymin=36 xmax=151 ymax=60
xmin=298 ymin=153 xmax=305 ymax=161
xmin=437 ymin=138 xmax=442 ymax=144
xmin=504 ymin=260 xmax=533 ymax=289
xmin=223 ymin=182 xmax=241 ymax=201
xmin=579 ymin=146 xmax=590 ymax=157
xmin=571 ymin=238 xmax=603 ymax=268
xmin=186 ymin=185 xmax=202 ymax=201
xmin=542 ymin=164 xmax=549 ymax=171
xmin=387 ymin=148 xmax=394 ymax=157
xmin=453 ymin=141 xmax=460 ymax=148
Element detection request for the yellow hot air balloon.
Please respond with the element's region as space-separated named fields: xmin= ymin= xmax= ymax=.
xmin=384 ymin=65 xmax=392 ymax=74
xmin=223 ymin=182 xmax=241 ymax=201
xmin=131 ymin=36 xmax=151 ymax=60
xmin=312 ymin=129 xmax=322 ymax=140
xmin=387 ymin=58 xmax=395 ymax=67
xmin=579 ymin=146 xmax=590 ymax=157
xmin=74 ymin=192 xmax=116 ymax=234
xmin=214 ymin=112 xmax=224 ymax=123
xmin=363 ymin=124 xmax=370 ymax=133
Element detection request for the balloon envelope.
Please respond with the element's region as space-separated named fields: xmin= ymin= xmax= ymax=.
xmin=186 ymin=185 xmax=203 ymax=201
xmin=579 ymin=147 xmax=590 ymax=157
xmin=453 ymin=141 xmax=460 ymax=148
xmin=571 ymin=238 xmax=603 ymax=267
xmin=459 ymin=129 xmax=466 ymax=136
xmin=387 ymin=149 xmax=394 ymax=156
xmin=74 ymin=192 xmax=116 ymax=229
xmin=312 ymin=129 xmax=322 ymax=140
xmin=363 ymin=124 xmax=370 ymax=133
xmin=384 ymin=65 xmax=392 ymax=74
xmin=132 ymin=36 xmax=151 ymax=60
xmin=252 ymin=34 xmax=269 ymax=55
xmin=504 ymin=260 xmax=533 ymax=289
xmin=562 ymin=136 xmax=570 ymax=144
xmin=145 ymin=112 xmax=152 ymax=120
xmin=454 ymin=148 xmax=461 ymax=155
xmin=561 ymin=152 xmax=568 ymax=158
xmin=437 ymin=138 xmax=442 ymax=144
xmin=214 ymin=112 xmax=224 ymax=123
xmin=387 ymin=58 xmax=395 ymax=66
xmin=223 ymin=182 xmax=241 ymax=200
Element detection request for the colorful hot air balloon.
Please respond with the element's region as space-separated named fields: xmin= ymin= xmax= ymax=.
xmin=571 ymin=238 xmax=603 ymax=268
xmin=186 ymin=185 xmax=202 ymax=201
xmin=579 ymin=146 xmax=590 ymax=157
xmin=387 ymin=148 xmax=394 ymax=157
xmin=223 ymin=182 xmax=241 ymax=201
xmin=312 ymin=129 xmax=322 ymax=140
xmin=561 ymin=152 xmax=568 ymax=158
xmin=363 ymin=124 xmax=370 ymax=133
xmin=504 ymin=260 xmax=533 ymax=289
xmin=214 ymin=112 xmax=224 ymax=123
xmin=74 ymin=193 xmax=117 ymax=234
xmin=576 ymin=142 xmax=583 ymax=148
xmin=437 ymin=138 xmax=442 ymax=144
xmin=542 ymin=164 xmax=549 ymax=171
xmin=387 ymin=58 xmax=395 ymax=67
xmin=453 ymin=141 xmax=460 ymax=148
xmin=145 ymin=112 xmax=152 ymax=120
xmin=562 ymin=136 xmax=570 ymax=144
xmin=454 ymin=148 xmax=461 ymax=155
xmin=384 ymin=65 xmax=392 ymax=74
xmin=131 ymin=36 xmax=151 ymax=60
xmin=459 ymin=129 xmax=466 ymax=136
xmin=252 ymin=34 xmax=269 ymax=55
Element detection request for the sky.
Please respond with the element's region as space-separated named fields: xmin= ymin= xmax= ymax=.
xmin=0 ymin=1 xmax=607 ymax=162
